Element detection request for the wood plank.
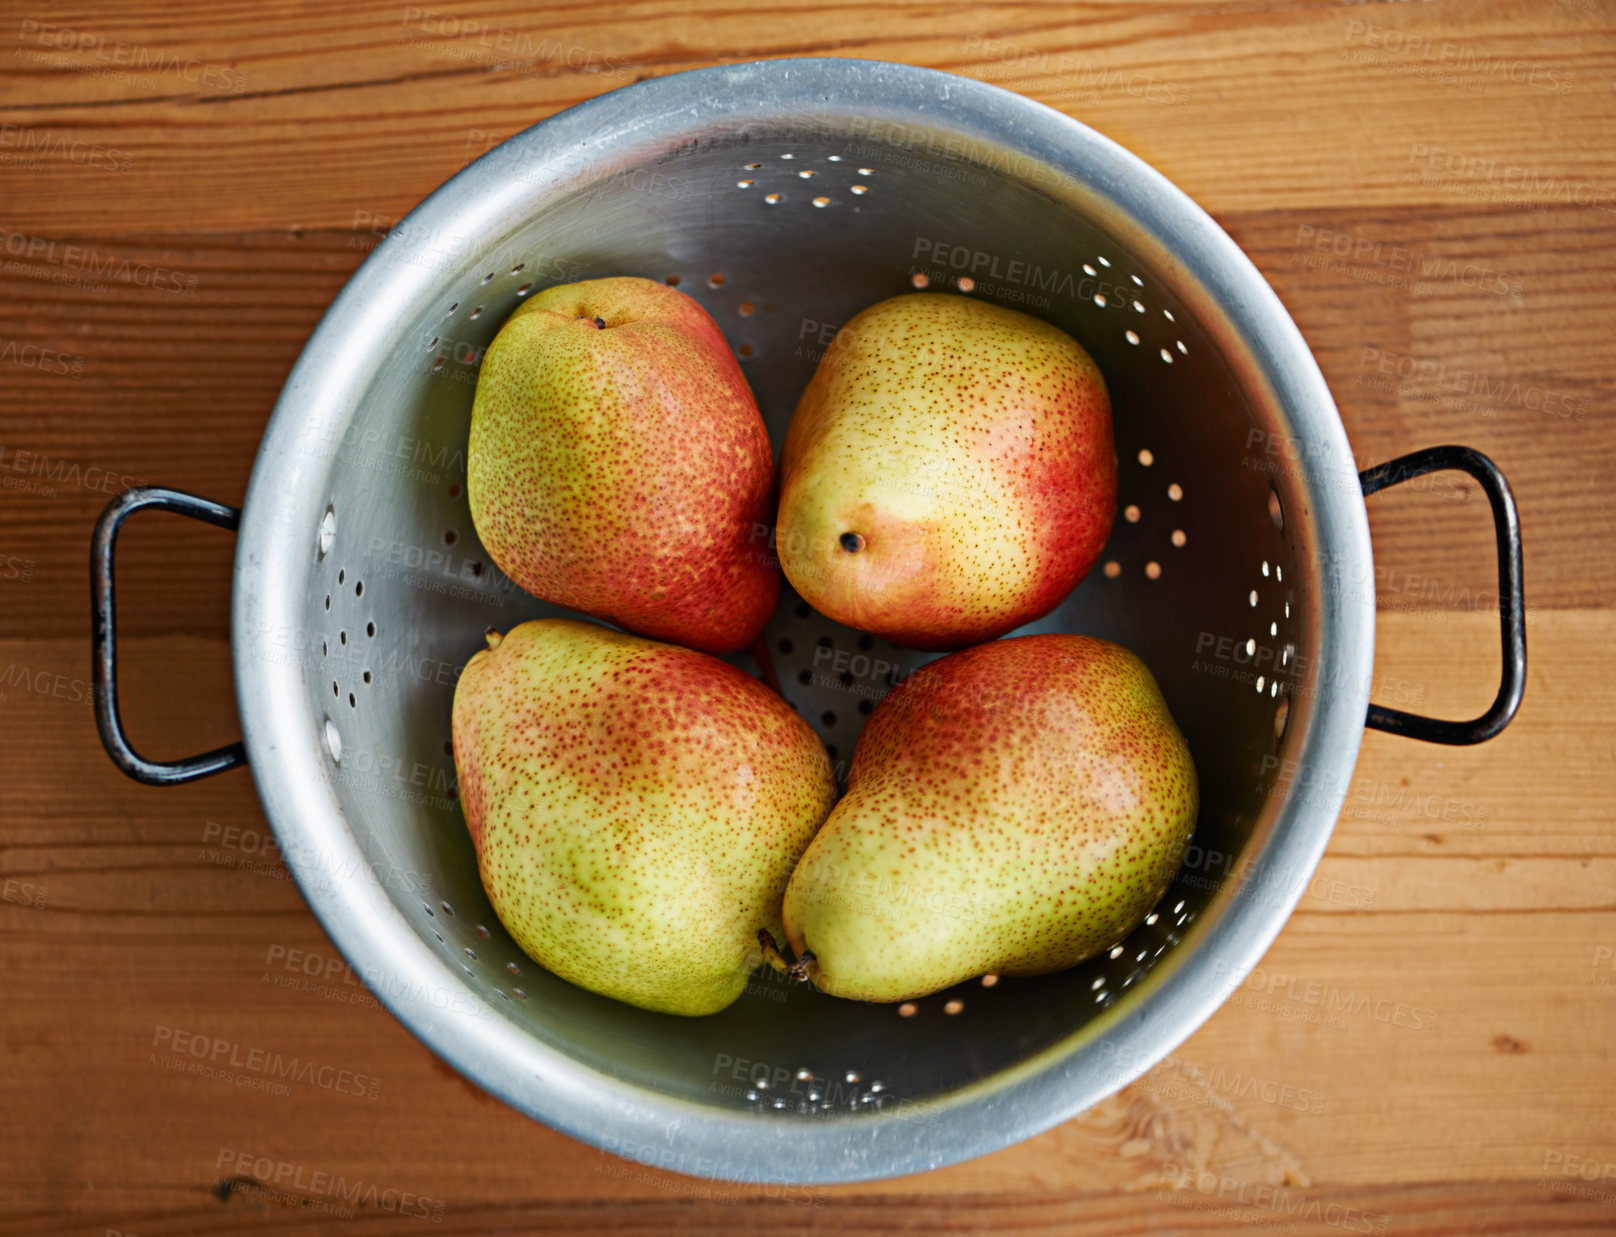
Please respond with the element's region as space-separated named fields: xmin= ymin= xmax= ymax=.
xmin=1 ymin=2 xmax=1611 ymax=232
xmin=1 ymin=1186 xmax=1612 ymax=1237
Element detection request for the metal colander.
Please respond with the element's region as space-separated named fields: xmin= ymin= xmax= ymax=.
xmin=91 ymin=58 xmax=1525 ymax=1184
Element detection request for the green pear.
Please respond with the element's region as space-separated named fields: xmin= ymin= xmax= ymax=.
xmin=781 ymin=634 xmax=1196 ymax=1003
xmin=452 ymin=618 xmax=836 ymax=1016
xmin=468 ymin=276 xmax=778 ymax=655
xmin=776 ymin=292 xmax=1115 ymax=650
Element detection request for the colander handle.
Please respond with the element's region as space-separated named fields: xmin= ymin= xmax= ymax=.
xmin=1358 ymin=445 xmax=1525 ymax=745
xmin=91 ymin=486 xmax=247 ymax=785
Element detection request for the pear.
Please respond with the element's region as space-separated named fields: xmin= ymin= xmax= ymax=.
xmin=776 ymin=292 xmax=1115 ymax=650
xmin=468 ymin=276 xmax=778 ymax=655
xmin=781 ymin=634 xmax=1196 ymax=1003
xmin=452 ymin=618 xmax=836 ymax=1016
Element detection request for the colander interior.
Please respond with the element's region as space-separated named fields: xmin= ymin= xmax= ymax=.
xmin=280 ymin=116 xmax=1311 ymax=1121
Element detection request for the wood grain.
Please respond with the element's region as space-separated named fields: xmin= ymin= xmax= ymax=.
xmin=2 ymin=1 xmax=1613 ymax=1234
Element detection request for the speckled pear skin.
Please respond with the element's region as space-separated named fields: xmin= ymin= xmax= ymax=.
xmin=468 ymin=276 xmax=779 ymax=655
xmin=782 ymin=634 xmax=1197 ymax=1004
xmin=777 ymin=293 xmax=1115 ymax=651
xmin=452 ymin=618 xmax=836 ymax=1016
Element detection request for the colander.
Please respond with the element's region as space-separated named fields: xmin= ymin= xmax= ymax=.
xmin=89 ymin=58 xmax=1525 ymax=1184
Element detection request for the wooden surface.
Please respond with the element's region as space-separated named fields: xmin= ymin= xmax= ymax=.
xmin=2 ymin=2 xmax=1614 ymax=1233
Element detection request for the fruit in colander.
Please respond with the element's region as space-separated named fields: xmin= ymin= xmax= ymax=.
xmin=468 ymin=276 xmax=779 ymax=655
xmin=451 ymin=618 xmax=836 ymax=1016
xmin=775 ymin=292 xmax=1115 ymax=651
xmin=780 ymin=633 xmax=1197 ymax=1004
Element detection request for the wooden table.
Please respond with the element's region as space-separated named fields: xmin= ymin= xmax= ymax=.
xmin=2 ymin=2 xmax=1612 ymax=1232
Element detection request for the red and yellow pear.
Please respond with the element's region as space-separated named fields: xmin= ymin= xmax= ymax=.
xmin=781 ymin=634 xmax=1197 ymax=1004
xmin=468 ymin=276 xmax=778 ymax=655
xmin=452 ymin=618 xmax=836 ymax=1016
xmin=776 ymin=292 xmax=1115 ymax=650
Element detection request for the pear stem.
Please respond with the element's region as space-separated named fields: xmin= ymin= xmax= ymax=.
xmin=484 ymin=627 xmax=504 ymax=650
xmin=749 ymin=636 xmax=783 ymax=698
xmin=756 ymin=929 xmax=791 ymax=975
xmin=757 ymin=930 xmax=826 ymax=989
